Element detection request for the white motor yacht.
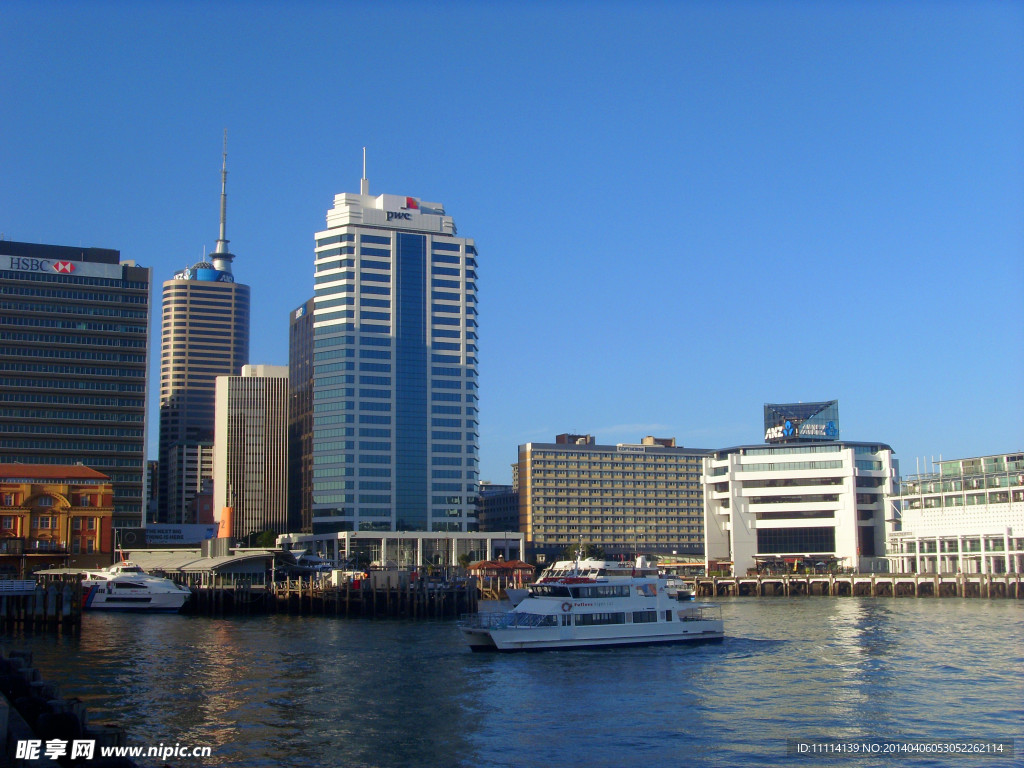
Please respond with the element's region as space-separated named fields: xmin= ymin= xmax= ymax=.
xmin=81 ymin=561 xmax=192 ymax=612
xmin=460 ymin=555 xmax=723 ymax=652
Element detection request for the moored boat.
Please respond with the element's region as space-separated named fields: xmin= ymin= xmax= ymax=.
xmin=79 ymin=561 xmax=192 ymax=612
xmin=460 ymin=555 xmax=723 ymax=652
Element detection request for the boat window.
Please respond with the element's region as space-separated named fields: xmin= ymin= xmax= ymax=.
xmin=502 ymin=613 xmax=557 ymax=628
xmin=531 ymin=585 xmax=571 ymax=598
xmin=577 ymin=585 xmax=630 ymax=598
xmin=575 ymin=612 xmax=626 ymax=626
xmin=632 ymin=611 xmax=658 ymax=624
xmin=114 ymin=582 xmax=147 ymax=589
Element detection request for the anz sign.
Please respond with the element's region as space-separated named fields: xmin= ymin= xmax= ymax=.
xmin=765 ymin=419 xmax=839 ymax=443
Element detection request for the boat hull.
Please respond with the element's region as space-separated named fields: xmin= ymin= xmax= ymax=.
xmin=83 ymin=584 xmax=191 ymax=613
xmin=461 ymin=622 xmax=724 ymax=652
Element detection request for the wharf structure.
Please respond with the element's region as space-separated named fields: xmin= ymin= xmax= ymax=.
xmin=886 ymin=452 xmax=1024 ymax=574
xmin=517 ymin=434 xmax=710 ymax=564
xmin=278 ymin=530 xmax=524 ymax=570
xmin=0 ymin=240 xmax=151 ymax=528
xmin=309 ymin=163 xmax=479 ymax=534
xmin=703 ymin=401 xmax=896 ymax=576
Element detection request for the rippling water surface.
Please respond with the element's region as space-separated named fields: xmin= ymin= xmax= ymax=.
xmin=3 ymin=598 xmax=1021 ymax=767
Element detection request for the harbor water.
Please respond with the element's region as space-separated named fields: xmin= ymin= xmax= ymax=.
xmin=3 ymin=597 xmax=1022 ymax=767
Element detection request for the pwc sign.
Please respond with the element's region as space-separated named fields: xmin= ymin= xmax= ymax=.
xmin=8 ymin=257 xmax=76 ymax=273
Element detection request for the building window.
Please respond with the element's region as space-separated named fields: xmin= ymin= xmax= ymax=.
xmin=36 ymin=496 xmax=53 ymax=507
xmin=86 ymin=518 xmax=96 ymax=531
xmin=72 ymin=518 xmax=82 ymax=531
xmin=1 ymin=494 xmax=14 ymax=506
xmin=1 ymin=517 xmax=13 ymax=530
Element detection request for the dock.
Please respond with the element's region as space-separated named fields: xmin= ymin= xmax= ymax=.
xmin=185 ymin=575 xmax=479 ymax=618
xmin=0 ymin=577 xmax=83 ymax=632
xmin=694 ymin=572 xmax=1024 ymax=598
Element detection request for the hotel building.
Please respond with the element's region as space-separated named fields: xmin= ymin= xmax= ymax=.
xmin=703 ymin=402 xmax=896 ymax=575
xmin=157 ymin=147 xmax=250 ymax=523
xmin=213 ymin=365 xmax=290 ymax=539
xmin=310 ymin=170 xmax=478 ymax=533
xmin=517 ymin=434 xmax=710 ymax=563
xmin=886 ymin=452 xmax=1024 ymax=574
xmin=0 ymin=240 xmax=151 ymax=527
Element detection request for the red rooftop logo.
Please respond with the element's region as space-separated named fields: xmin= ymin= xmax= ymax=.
xmin=53 ymin=261 xmax=75 ymax=273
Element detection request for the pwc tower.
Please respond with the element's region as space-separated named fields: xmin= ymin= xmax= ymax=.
xmin=310 ymin=167 xmax=478 ymax=533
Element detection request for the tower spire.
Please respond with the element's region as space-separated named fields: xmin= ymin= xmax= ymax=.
xmin=360 ymin=146 xmax=370 ymax=196
xmin=211 ymin=130 xmax=234 ymax=274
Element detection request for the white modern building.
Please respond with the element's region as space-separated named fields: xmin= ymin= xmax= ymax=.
xmin=310 ymin=164 xmax=478 ymax=533
xmin=886 ymin=453 xmax=1024 ymax=574
xmin=703 ymin=402 xmax=896 ymax=574
xmin=704 ymin=441 xmax=897 ymax=575
xmin=214 ymin=365 xmax=289 ymax=539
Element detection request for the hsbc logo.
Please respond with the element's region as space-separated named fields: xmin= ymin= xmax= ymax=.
xmin=8 ymin=257 xmax=76 ymax=273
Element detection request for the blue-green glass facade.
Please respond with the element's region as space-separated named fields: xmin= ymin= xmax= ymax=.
xmin=311 ymin=192 xmax=478 ymax=533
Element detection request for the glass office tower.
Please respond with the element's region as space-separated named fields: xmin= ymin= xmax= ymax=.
xmin=311 ymin=180 xmax=478 ymax=533
xmin=0 ymin=240 xmax=151 ymax=527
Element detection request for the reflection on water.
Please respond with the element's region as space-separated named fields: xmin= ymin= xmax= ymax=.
xmin=2 ymin=599 xmax=1021 ymax=767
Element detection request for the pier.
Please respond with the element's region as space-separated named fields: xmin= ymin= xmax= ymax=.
xmin=0 ymin=578 xmax=83 ymax=632
xmin=694 ymin=572 xmax=1024 ymax=598
xmin=184 ymin=575 xmax=479 ymax=618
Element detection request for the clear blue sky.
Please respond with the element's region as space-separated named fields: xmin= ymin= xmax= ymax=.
xmin=3 ymin=0 xmax=1022 ymax=484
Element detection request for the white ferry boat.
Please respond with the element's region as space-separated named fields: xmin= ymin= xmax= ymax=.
xmin=461 ymin=556 xmax=723 ymax=652
xmin=81 ymin=561 xmax=192 ymax=612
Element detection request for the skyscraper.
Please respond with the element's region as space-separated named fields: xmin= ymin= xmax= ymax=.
xmin=214 ymin=365 xmax=289 ymax=539
xmin=311 ymin=168 xmax=478 ymax=533
xmin=0 ymin=241 xmax=151 ymax=528
xmin=288 ymin=298 xmax=314 ymax=533
xmin=157 ymin=142 xmax=250 ymax=523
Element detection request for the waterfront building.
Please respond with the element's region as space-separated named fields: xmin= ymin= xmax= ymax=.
xmin=310 ymin=166 xmax=478 ymax=533
xmin=703 ymin=402 xmax=896 ymax=575
xmin=0 ymin=464 xmax=115 ymax=576
xmin=288 ymin=298 xmax=314 ymax=533
xmin=278 ymin=530 xmax=522 ymax=569
xmin=517 ymin=434 xmax=710 ymax=564
xmin=158 ymin=144 xmax=250 ymax=524
xmin=0 ymin=240 xmax=151 ymax=527
xmin=213 ymin=365 xmax=290 ymax=540
xmin=886 ymin=452 xmax=1024 ymax=574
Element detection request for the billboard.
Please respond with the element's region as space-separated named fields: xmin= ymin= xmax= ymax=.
xmin=764 ymin=401 xmax=840 ymax=444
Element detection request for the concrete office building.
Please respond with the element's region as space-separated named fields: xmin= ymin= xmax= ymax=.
xmin=887 ymin=452 xmax=1024 ymax=574
xmin=310 ymin=165 xmax=478 ymax=533
xmin=704 ymin=402 xmax=896 ymax=575
xmin=214 ymin=365 xmax=290 ymax=539
xmin=0 ymin=240 xmax=151 ymax=527
xmin=517 ymin=434 xmax=710 ymax=564
xmin=288 ymin=298 xmax=314 ymax=533
xmin=158 ymin=145 xmax=250 ymax=523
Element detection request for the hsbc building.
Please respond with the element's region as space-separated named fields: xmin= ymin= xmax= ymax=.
xmin=0 ymin=240 xmax=152 ymax=528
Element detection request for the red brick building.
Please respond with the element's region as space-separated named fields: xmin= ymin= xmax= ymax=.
xmin=0 ymin=464 xmax=115 ymax=577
